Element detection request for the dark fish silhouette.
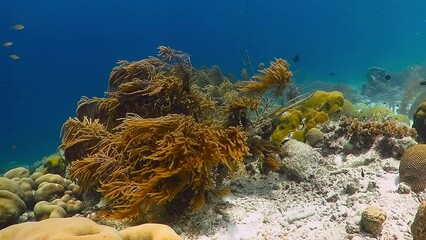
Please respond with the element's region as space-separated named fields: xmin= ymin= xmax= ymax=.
xmin=420 ymin=81 xmax=426 ymax=86
xmin=384 ymin=74 xmax=391 ymax=80
xmin=292 ymin=54 xmax=299 ymax=63
xmin=329 ymin=72 xmax=336 ymax=77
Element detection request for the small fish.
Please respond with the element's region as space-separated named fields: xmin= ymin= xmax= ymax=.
xmin=9 ymin=54 xmax=20 ymax=60
xmin=420 ymin=81 xmax=426 ymax=86
xmin=329 ymin=72 xmax=336 ymax=77
xmin=11 ymin=144 xmax=16 ymax=150
xmin=2 ymin=41 xmax=13 ymax=47
xmin=292 ymin=54 xmax=299 ymax=63
xmin=12 ymin=24 xmax=25 ymax=30
xmin=384 ymin=74 xmax=391 ymax=80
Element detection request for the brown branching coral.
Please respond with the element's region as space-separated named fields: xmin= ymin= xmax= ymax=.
xmin=69 ymin=114 xmax=250 ymax=217
xmin=238 ymin=58 xmax=292 ymax=96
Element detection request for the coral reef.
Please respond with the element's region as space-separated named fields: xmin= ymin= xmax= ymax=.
xmin=399 ymin=144 xmax=426 ymax=192
xmin=60 ymin=47 xmax=295 ymax=220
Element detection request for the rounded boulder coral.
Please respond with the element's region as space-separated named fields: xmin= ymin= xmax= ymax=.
xmin=0 ymin=190 xmax=26 ymax=227
xmin=399 ymin=144 xmax=426 ymax=192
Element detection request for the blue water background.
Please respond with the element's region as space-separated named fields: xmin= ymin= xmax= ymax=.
xmin=1 ymin=0 xmax=425 ymax=167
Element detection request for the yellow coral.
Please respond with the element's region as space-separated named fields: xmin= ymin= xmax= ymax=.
xmin=270 ymin=109 xmax=303 ymax=142
xmin=271 ymin=91 xmax=344 ymax=143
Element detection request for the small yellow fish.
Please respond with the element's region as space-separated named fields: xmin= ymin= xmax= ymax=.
xmin=2 ymin=41 xmax=13 ymax=47
xmin=12 ymin=24 xmax=25 ymax=30
xmin=9 ymin=54 xmax=20 ymax=60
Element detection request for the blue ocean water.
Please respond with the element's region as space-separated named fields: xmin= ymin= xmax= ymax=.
xmin=1 ymin=0 xmax=426 ymax=168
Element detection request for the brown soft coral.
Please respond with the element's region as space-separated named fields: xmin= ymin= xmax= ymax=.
xmin=73 ymin=46 xmax=215 ymax=132
xmin=69 ymin=114 xmax=249 ymax=218
xmin=238 ymin=58 xmax=292 ymax=96
xmin=61 ymin=117 xmax=112 ymax=162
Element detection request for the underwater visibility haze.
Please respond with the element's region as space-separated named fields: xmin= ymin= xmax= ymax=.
xmin=4 ymin=1 xmax=426 ymax=239
xmin=1 ymin=0 xmax=426 ymax=173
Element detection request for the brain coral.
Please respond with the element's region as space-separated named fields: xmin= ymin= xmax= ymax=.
xmin=399 ymin=144 xmax=426 ymax=192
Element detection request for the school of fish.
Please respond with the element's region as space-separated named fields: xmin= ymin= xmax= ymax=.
xmin=2 ymin=24 xmax=24 ymax=60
